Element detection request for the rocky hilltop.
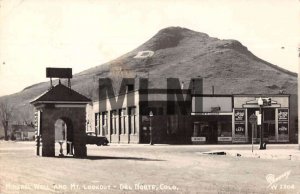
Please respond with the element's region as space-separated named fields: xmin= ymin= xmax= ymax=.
xmin=0 ymin=26 xmax=297 ymax=125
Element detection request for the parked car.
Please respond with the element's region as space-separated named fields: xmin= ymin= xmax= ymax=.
xmin=86 ymin=132 xmax=109 ymax=146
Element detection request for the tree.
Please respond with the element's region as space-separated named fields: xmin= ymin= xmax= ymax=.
xmin=0 ymin=101 xmax=13 ymax=141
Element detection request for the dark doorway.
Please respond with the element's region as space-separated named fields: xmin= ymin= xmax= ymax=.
xmin=200 ymin=122 xmax=218 ymax=144
xmin=247 ymin=108 xmax=275 ymax=142
xmin=208 ymin=121 xmax=218 ymax=143
xmin=140 ymin=116 xmax=150 ymax=143
xmin=196 ymin=115 xmax=231 ymax=144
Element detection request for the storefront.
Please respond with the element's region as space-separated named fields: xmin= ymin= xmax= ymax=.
xmin=191 ymin=94 xmax=290 ymax=144
xmin=234 ymin=95 xmax=289 ymax=143
xmin=191 ymin=95 xmax=233 ymax=144
xmin=191 ymin=114 xmax=232 ymax=144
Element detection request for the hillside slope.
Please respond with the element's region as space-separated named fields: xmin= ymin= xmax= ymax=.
xmin=0 ymin=26 xmax=297 ymax=125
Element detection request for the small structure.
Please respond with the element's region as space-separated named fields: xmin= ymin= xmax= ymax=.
xmin=30 ymin=68 xmax=91 ymax=157
xmin=11 ymin=124 xmax=35 ymax=141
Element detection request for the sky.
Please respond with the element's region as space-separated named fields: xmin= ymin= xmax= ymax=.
xmin=0 ymin=0 xmax=299 ymax=97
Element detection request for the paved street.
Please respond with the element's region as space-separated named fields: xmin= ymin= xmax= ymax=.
xmin=0 ymin=141 xmax=300 ymax=194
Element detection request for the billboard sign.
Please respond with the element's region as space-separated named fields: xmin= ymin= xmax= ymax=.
xmin=46 ymin=68 xmax=72 ymax=78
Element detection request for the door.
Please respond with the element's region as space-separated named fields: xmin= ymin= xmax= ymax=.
xmin=208 ymin=121 xmax=218 ymax=144
xmin=140 ymin=116 xmax=150 ymax=143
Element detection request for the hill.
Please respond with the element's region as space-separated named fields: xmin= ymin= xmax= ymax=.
xmin=0 ymin=26 xmax=297 ymax=130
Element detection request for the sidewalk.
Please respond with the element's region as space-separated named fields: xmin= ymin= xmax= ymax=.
xmin=203 ymin=145 xmax=300 ymax=161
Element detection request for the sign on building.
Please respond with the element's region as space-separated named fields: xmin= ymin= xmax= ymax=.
xmin=234 ymin=109 xmax=245 ymax=121
xmin=234 ymin=109 xmax=246 ymax=138
xmin=278 ymin=108 xmax=289 ymax=141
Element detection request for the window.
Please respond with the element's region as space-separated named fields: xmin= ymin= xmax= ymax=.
xmin=111 ymin=110 xmax=117 ymax=134
xmin=219 ymin=122 xmax=232 ymax=137
xmin=264 ymin=108 xmax=275 ymax=121
xmin=119 ymin=108 xmax=126 ymax=134
xmin=102 ymin=112 xmax=108 ymax=135
xmin=264 ymin=121 xmax=275 ymax=139
xmin=127 ymin=84 xmax=134 ymax=92
xmin=95 ymin=113 xmax=100 ymax=135
xmin=263 ymin=108 xmax=276 ymax=139
xmin=129 ymin=107 xmax=136 ymax=134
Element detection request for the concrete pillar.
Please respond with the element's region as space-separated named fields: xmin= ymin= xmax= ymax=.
xmin=126 ymin=107 xmax=130 ymax=143
xmin=41 ymin=112 xmax=55 ymax=157
xmin=298 ymin=45 xmax=300 ymax=149
xmin=116 ymin=110 xmax=120 ymax=143
xmin=275 ymin=108 xmax=279 ymax=142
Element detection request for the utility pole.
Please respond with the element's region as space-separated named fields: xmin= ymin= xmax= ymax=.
xmin=257 ymin=97 xmax=265 ymax=150
xmin=249 ymin=114 xmax=257 ymax=153
xmin=259 ymin=105 xmax=264 ymax=149
xmin=149 ymin=111 xmax=154 ymax=145
xmin=298 ymin=46 xmax=300 ymax=150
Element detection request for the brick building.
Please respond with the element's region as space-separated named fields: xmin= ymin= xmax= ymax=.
xmin=86 ymin=87 xmax=293 ymax=144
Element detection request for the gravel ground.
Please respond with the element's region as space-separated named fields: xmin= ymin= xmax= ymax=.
xmin=0 ymin=141 xmax=300 ymax=194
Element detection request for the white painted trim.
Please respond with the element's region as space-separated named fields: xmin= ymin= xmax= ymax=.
xmin=245 ymin=108 xmax=248 ymax=139
xmin=243 ymin=104 xmax=281 ymax=108
xmin=55 ymin=104 xmax=87 ymax=108
xmin=218 ymin=137 xmax=232 ymax=141
xmin=232 ymin=109 xmax=235 ymax=137
xmin=191 ymin=112 xmax=233 ymax=116
xmin=33 ymin=101 xmax=90 ymax=104
xmin=37 ymin=111 xmax=41 ymax=136
xmin=191 ymin=137 xmax=206 ymax=142
xmin=275 ymin=108 xmax=278 ymax=141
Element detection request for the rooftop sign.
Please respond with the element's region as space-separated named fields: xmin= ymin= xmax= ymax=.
xmin=46 ymin=68 xmax=72 ymax=78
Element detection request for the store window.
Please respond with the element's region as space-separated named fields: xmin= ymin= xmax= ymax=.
xmin=194 ymin=115 xmax=232 ymax=143
xmin=219 ymin=122 xmax=232 ymax=137
xmin=263 ymin=108 xmax=275 ymax=140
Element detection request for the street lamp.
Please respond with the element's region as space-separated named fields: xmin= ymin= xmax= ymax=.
xmin=149 ymin=111 xmax=154 ymax=145
xmin=257 ymin=97 xmax=265 ymax=150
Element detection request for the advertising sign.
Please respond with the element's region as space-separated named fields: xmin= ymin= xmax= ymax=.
xmin=257 ymin=113 xmax=262 ymax=125
xmin=34 ymin=111 xmax=41 ymax=135
xmin=278 ymin=109 xmax=288 ymax=121
xmin=232 ymin=137 xmax=248 ymax=142
xmin=46 ymin=67 xmax=72 ymax=78
xmin=278 ymin=122 xmax=288 ymax=135
xmin=191 ymin=137 xmax=206 ymax=142
xmin=234 ymin=109 xmax=245 ymax=122
xmin=234 ymin=109 xmax=246 ymax=140
xmin=278 ymin=108 xmax=289 ymax=140
xmin=218 ymin=137 xmax=232 ymax=141
xmin=234 ymin=124 xmax=245 ymax=136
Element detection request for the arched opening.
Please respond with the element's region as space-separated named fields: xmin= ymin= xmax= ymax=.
xmin=54 ymin=118 xmax=74 ymax=156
